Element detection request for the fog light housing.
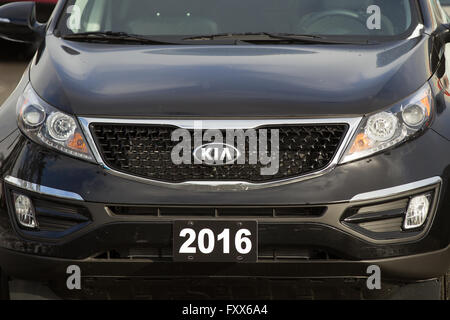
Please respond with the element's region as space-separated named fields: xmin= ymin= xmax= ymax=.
xmin=13 ymin=194 xmax=38 ymax=229
xmin=403 ymin=194 xmax=432 ymax=230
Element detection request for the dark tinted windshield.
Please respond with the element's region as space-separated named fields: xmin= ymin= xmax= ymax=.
xmin=57 ymin=0 xmax=418 ymax=39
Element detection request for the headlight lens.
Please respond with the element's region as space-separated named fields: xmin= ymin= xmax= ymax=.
xmin=22 ymin=104 xmax=46 ymax=127
xmin=47 ymin=112 xmax=77 ymax=141
xmin=365 ymin=112 xmax=399 ymax=142
xmin=17 ymin=85 xmax=95 ymax=161
xmin=402 ymin=104 xmax=427 ymax=127
xmin=341 ymin=83 xmax=433 ymax=163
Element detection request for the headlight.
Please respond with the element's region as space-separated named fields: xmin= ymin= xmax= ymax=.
xmin=17 ymin=85 xmax=95 ymax=162
xmin=341 ymin=83 xmax=433 ymax=163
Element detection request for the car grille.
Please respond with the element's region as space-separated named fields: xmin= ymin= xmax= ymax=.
xmin=91 ymin=123 xmax=348 ymax=183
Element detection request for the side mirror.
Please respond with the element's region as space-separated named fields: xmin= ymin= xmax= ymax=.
xmin=0 ymin=1 xmax=45 ymax=44
xmin=435 ymin=23 xmax=450 ymax=43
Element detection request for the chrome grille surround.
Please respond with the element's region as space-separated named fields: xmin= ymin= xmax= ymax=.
xmin=78 ymin=117 xmax=362 ymax=191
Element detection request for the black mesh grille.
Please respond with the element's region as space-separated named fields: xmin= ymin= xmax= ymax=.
xmin=91 ymin=124 xmax=348 ymax=183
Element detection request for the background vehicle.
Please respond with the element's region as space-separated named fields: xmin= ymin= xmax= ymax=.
xmin=0 ymin=0 xmax=448 ymax=300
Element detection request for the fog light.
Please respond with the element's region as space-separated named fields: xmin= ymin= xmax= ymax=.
xmin=14 ymin=194 xmax=38 ymax=229
xmin=403 ymin=194 xmax=431 ymax=230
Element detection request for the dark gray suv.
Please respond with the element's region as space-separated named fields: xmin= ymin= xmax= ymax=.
xmin=0 ymin=0 xmax=449 ymax=299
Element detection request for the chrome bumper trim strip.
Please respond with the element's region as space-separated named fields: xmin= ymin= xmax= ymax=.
xmin=350 ymin=177 xmax=442 ymax=202
xmin=4 ymin=176 xmax=84 ymax=201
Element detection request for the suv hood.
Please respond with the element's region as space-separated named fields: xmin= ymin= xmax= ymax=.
xmin=30 ymin=35 xmax=433 ymax=118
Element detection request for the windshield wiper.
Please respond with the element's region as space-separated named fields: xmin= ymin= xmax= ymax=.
xmin=62 ymin=31 xmax=182 ymax=45
xmin=61 ymin=31 xmax=374 ymax=45
xmin=184 ymin=32 xmax=373 ymax=44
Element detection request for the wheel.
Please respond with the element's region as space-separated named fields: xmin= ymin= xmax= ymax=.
xmin=0 ymin=267 xmax=10 ymax=300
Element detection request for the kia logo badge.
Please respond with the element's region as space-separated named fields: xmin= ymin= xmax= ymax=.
xmin=193 ymin=143 xmax=241 ymax=165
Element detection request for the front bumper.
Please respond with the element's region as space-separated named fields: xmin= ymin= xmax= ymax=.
xmin=0 ymin=244 xmax=449 ymax=282
xmin=0 ymin=128 xmax=449 ymax=281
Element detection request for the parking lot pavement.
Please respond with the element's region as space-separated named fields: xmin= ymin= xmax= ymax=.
xmin=0 ymin=60 xmax=27 ymax=104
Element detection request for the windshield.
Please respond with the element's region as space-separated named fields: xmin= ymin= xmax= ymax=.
xmin=57 ymin=0 xmax=419 ymax=41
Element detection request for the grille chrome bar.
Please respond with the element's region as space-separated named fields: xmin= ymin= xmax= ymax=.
xmin=78 ymin=117 xmax=362 ymax=190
